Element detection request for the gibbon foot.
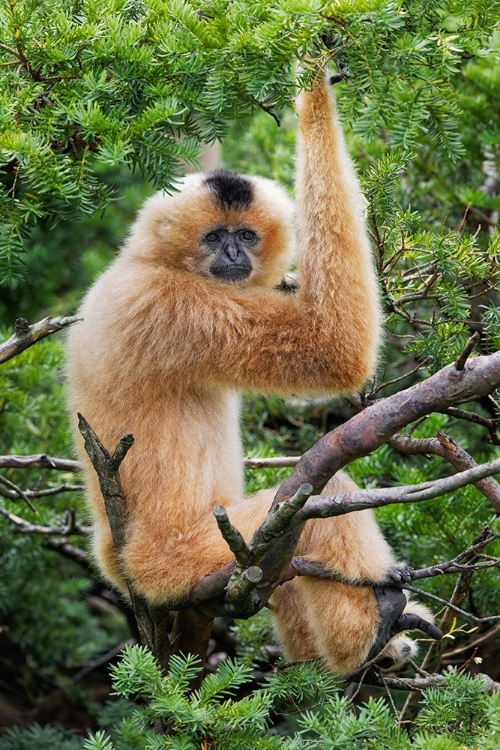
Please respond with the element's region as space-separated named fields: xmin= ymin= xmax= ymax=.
xmin=367 ymin=585 xmax=442 ymax=665
xmin=328 ymin=74 xmax=344 ymax=85
xmin=393 ymin=612 xmax=443 ymax=642
xmin=386 ymin=564 xmax=413 ymax=583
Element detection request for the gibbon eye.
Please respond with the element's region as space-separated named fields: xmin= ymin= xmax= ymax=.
xmin=204 ymin=231 xmax=220 ymax=243
xmin=240 ymin=229 xmax=257 ymax=242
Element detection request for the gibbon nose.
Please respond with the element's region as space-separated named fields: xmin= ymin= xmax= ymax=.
xmin=222 ymin=243 xmax=239 ymax=261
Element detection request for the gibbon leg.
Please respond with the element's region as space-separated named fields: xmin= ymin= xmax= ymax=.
xmin=271 ymin=577 xmax=381 ymax=675
xmin=268 ymin=577 xmax=321 ymax=663
xmin=99 ymin=470 xmax=406 ymax=675
xmin=225 ymin=475 xmax=399 ymax=674
xmin=269 ymin=474 xmax=397 ymax=674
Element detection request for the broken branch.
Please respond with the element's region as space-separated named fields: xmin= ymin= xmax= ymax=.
xmin=0 ymin=316 xmax=81 ymax=364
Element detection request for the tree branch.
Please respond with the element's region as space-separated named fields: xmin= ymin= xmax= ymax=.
xmin=0 ymin=453 xmax=81 ymax=471
xmin=0 ymin=316 xmax=81 ymax=364
xmin=77 ymin=414 xmax=211 ymax=679
xmin=372 ymin=672 xmax=500 ymax=694
xmin=455 ymin=332 xmax=480 ymax=371
xmin=70 ymin=352 xmax=500 ymax=678
xmin=400 ymin=527 xmax=490 ymax=721
xmin=388 ymin=432 xmax=500 ymax=510
xmin=297 ymin=458 xmax=500 ymax=521
xmin=0 ymin=453 xmax=299 ymax=471
xmin=0 ymin=505 xmax=89 ymax=535
xmin=440 ymin=406 xmax=499 ymax=445
xmin=274 ymin=352 xmax=500 ymax=505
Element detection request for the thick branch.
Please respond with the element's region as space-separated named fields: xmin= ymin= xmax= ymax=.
xmin=274 ymin=352 xmax=500 ymax=505
xmin=0 ymin=316 xmax=81 ymax=364
xmin=71 ymin=353 xmax=500 ymax=674
xmin=190 ymin=458 xmax=500 ymax=616
xmin=77 ymin=414 xmax=214 ymax=675
xmin=77 ymin=413 xmax=133 ymax=552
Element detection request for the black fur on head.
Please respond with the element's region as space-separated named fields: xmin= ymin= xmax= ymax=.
xmin=205 ymin=171 xmax=254 ymax=210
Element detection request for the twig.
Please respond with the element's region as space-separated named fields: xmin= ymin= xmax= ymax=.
xmin=441 ymin=406 xmax=499 ymax=444
xmin=0 ymin=474 xmax=38 ymax=513
xmin=214 ymin=505 xmax=251 ymax=567
xmin=365 ymin=669 xmax=500 ymax=694
xmin=0 ymin=453 xmax=299 ymax=471
xmin=0 ymin=478 xmax=83 ymax=501
xmin=403 ymin=583 xmax=500 ymax=624
xmin=254 ymin=99 xmax=280 ymax=126
xmin=244 ymin=456 xmax=299 ymax=469
xmin=44 ymin=538 xmax=90 ymax=567
xmin=297 ymin=458 xmax=500 ymax=520
xmin=0 ymin=454 xmax=81 ymax=471
xmin=443 ymin=623 xmax=500 ymax=658
xmin=370 ymin=358 xmax=431 ymax=396
xmin=0 ymin=316 xmax=82 ymax=364
xmin=407 ymin=658 xmax=431 ymax=678
xmin=381 ymin=674 xmax=400 ymax=717
xmin=400 ymin=531 xmax=487 ymax=721
xmin=72 ymin=639 xmax=135 ymax=683
xmin=0 ymin=505 xmax=89 ymax=535
xmin=389 ymin=432 xmax=500 ymax=511
xmin=455 ymin=332 xmax=480 ymax=371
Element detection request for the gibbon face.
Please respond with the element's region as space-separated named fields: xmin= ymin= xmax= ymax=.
xmin=201 ymin=225 xmax=257 ymax=282
xmin=122 ymin=170 xmax=295 ymax=289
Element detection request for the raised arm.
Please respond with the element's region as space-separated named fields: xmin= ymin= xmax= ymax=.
xmin=88 ymin=70 xmax=382 ymax=396
xmin=174 ymin=72 xmax=380 ymax=393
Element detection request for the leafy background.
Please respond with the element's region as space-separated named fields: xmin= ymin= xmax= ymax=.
xmin=0 ymin=0 xmax=499 ymax=746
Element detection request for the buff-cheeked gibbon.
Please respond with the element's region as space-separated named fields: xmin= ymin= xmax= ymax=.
xmin=66 ymin=69 xmax=435 ymax=676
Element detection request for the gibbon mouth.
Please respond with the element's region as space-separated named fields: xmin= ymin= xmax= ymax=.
xmin=210 ymin=265 xmax=252 ymax=282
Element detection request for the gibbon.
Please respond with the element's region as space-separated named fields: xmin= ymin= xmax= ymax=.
xmin=66 ymin=69 xmax=435 ymax=676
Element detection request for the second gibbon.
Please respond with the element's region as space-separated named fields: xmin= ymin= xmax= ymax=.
xmin=66 ymin=69 xmax=436 ymax=676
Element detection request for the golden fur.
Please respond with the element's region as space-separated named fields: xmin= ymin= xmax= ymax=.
xmin=66 ymin=72 xmax=427 ymax=675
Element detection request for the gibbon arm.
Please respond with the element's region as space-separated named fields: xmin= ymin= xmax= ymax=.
xmin=153 ymin=73 xmax=381 ymax=394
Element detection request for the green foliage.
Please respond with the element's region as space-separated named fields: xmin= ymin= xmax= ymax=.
xmin=1 ymin=0 xmax=500 ymax=745
xmin=1 ymin=0 xmax=498 ymax=283
xmin=415 ymin=669 xmax=490 ymax=744
xmin=50 ymin=650 xmax=500 ymax=749
xmin=0 ymin=334 xmax=68 ymax=460
xmin=84 ymin=647 xmax=341 ymax=748
xmin=99 ymin=645 xmax=283 ymax=749
xmin=231 ymin=608 xmax=276 ymax=666
xmin=0 ymin=334 xmax=127 ymax=672
xmin=0 ymin=723 xmax=83 ymax=750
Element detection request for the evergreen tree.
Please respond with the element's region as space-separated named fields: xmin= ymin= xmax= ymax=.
xmin=0 ymin=1 xmax=499 ymax=746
